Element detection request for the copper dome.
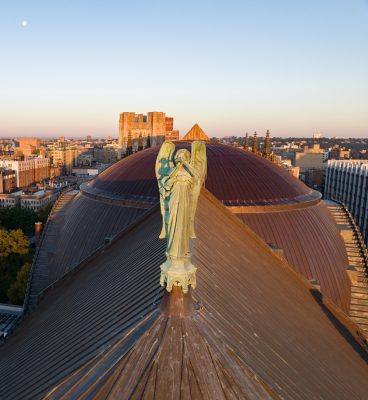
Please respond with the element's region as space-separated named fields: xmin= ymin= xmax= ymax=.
xmin=88 ymin=143 xmax=311 ymax=206
xmin=26 ymin=142 xmax=350 ymax=315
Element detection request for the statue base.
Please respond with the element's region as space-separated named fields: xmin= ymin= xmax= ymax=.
xmin=160 ymin=254 xmax=197 ymax=294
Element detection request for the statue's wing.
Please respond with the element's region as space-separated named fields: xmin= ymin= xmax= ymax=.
xmin=189 ymin=141 xmax=208 ymax=238
xmin=155 ymin=142 xmax=176 ymax=239
xmin=191 ymin=141 xmax=207 ymax=182
xmin=155 ymin=142 xmax=175 ymax=181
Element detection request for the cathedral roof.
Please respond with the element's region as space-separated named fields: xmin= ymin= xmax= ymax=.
xmin=1 ymin=191 xmax=367 ymax=400
xmin=181 ymin=123 xmax=209 ymax=141
xmin=23 ymin=143 xmax=351 ymax=318
xmin=88 ymin=143 xmax=310 ymax=206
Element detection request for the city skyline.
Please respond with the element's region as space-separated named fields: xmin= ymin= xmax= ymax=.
xmin=1 ymin=0 xmax=367 ymax=138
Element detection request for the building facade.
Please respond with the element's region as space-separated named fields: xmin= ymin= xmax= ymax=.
xmin=15 ymin=138 xmax=41 ymax=157
xmin=118 ymin=111 xmax=179 ymax=151
xmin=94 ymin=144 xmax=121 ymax=164
xmin=0 ymin=168 xmax=16 ymax=193
xmin=293 ymin=143 xmax=325 ymax=171
xmin=0 ymin=191 xmax=21 ymax=208
xmin=48 ymin=143 xmax=78 ymax=175
xmin=0 ymin=189 xmax=56 ymax=210
xmin=1 ymin=157 xmax=50 ymax=188
xmin=20 ymin=190 xmax=56 ymax=212
xmin=324 ymin=160 xmax=368 ymax=242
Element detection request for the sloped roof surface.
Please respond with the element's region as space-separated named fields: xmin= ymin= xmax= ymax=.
xmin=44 ymin=311 xmax=275 ymax=400
xmin=26 ymin=192 xmax=146 ymax=305
xmin=238 ymin=202 xmax=351 ymax=313
xmin=1 ymin=190 xmax=367 ymax=400
xmin=181 ymin=123 xmax=209 ymax=141
xmin=0 ymin=207 xmax=165 ymax=400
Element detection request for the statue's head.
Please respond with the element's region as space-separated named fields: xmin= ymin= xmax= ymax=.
xmin=175 ymin=149 xmax=191 ymax=165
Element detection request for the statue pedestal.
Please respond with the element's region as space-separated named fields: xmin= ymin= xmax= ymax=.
xmin=160 ymin=254 xmax=197 ymax=294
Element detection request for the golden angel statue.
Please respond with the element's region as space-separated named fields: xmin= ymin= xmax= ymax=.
xmin=155 ymin=141 xmax=207 ymax=292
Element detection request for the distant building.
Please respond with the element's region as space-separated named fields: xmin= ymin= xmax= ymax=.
xmin=0 ymin=191 xmax=21 ymax=208
xmin=15 ymin=138 xmax=41 ymax=157
xmin=72 ymin=167 xmax=100 ymax=178
xmin=118 ymin=111 xmax=179 ymax=151
xmin=94 ymin=144 xmax=120 ymax=164
xmin=76 ymin=152 xmax=93 ymax=166
xmin=48 ymin=143 xmax=78 ymax=175
xmin=0 ymin=189 xmax=57 ymax=210
xmin=291 ymin=144 xmax=325 ymax=190
xmin=34 ymin=158 xmax=50 ymax=182
xmin=293 ymin=143 xmax=324 ymax=172
xmin=273 ymin=158 xmax=300 ymax=179
xmin=0 ymin=168 xmax=16 ymax=193
xmin=1 ymin=157 xmax=50 ymax=188
xmin=328 ymin=147 xmax=351 ymax=160
xmin=325 ymin=160 xmax=368 ymax=243
xmin=20 ymin=190 xmax=56 ymax=211
xmin=165 ymin=130 xmax=180 ymax=141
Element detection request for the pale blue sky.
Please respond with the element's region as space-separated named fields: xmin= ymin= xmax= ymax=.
xmin=0 ymin=0 xmax=367 ymax=138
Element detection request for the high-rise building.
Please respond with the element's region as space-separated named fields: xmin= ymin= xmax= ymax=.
xmin=118 ymin=111 xmax=178 ymax=151
xmin=325 ymin=160 xmax=368 ymax=243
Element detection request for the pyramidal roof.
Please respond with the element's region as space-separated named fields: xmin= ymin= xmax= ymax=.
xmin=182 ymin=123 xmax=209 ymax=141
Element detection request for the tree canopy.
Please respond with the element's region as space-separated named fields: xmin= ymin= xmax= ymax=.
xmin=7 ymin=262 xmax=31 ymax=305
xmin=0 ymin=204 xmax=53 ymax=236
xmin=0 ymin=228 xmax=32 ymax=303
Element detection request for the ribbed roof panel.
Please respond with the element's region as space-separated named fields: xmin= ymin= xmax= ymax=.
xmin=89 ymin=143 xmax=310 ymax=206
xmin=0 ymin=191 xmax=367 ymax=400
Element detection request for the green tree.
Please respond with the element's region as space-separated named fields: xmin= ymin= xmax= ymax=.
xmin=0 ymin=204 xmax=53 ymax=236
xmin=0 ymin=228 xmax=29 ymax=256
xmin=0 ymin=208 xmax=37 ymax=235
xmin=0 ymin=229 xmax=30 ymax=302
xmin=7 ymin=262 xmax=31 ymax=305
xmin=37 ymin=203 xmax=53 ymax=224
